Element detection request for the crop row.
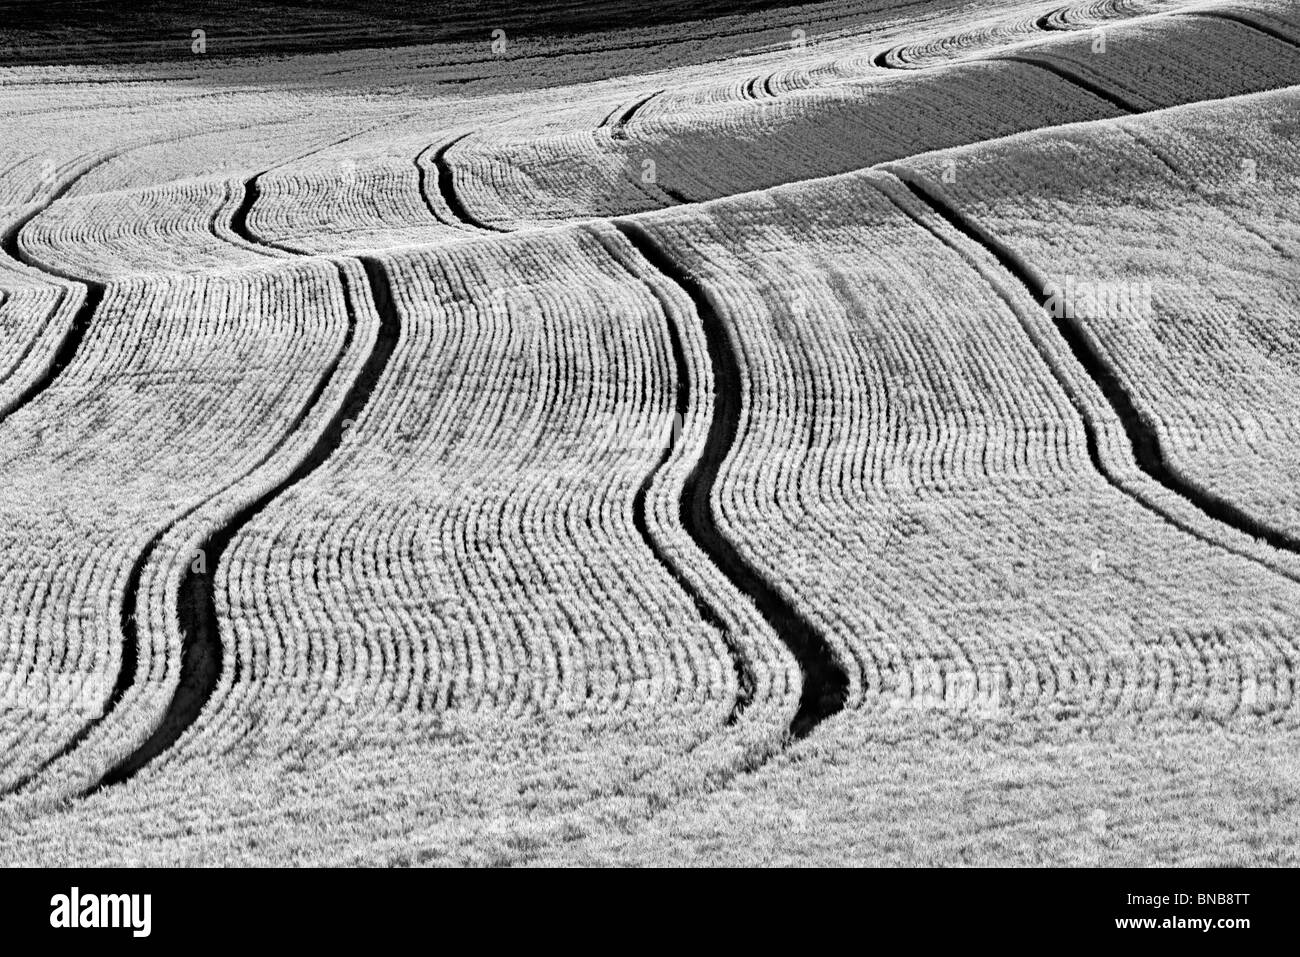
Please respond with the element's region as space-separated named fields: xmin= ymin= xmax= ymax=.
xmin=4 ymin=2 xmax=1283 ymax=274
xmin=19 ymin=178 xmax=283 ymax=281
xmin=900 ymin=86 xmax=1300 ymax=547
xmin=622 ymin=158 xmax=1300 ymax=723
xmin=870 ymin=0 xmax=1184 ymax=69
xmin=249 ymin=126 xmax=475 ymax=254
xmin=118 ymin=228 xmax=795 ymax=796
xmin=443 ymin=7 xmax=1291 ymax=231
xmin=998 ymin=7 xmax=1300 ymax=110
xmin=0 ymin=261 xmax=359 ymax=797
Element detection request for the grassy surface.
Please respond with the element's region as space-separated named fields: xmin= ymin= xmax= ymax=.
xmin=0 ymin=0 xmax=903 ymax=64
xmin=1 ymin=0 xmax=1298 ymax=865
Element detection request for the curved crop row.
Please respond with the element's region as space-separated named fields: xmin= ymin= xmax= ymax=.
xmin=245 ymin=123 xmax=469 ymax=254
xmin=869 ymin=0 xmax=1182 ymax=69
xmin=899 ymin=86 xmax=1300 ymax=548
xmin=0 ymin=261 xmax=358 ymax=796
xmin=0 ymin=208 xmax=84 ymax=421
xmin=1041 ymin=0 xmax=1177 ymax=30
xmin=109 ymin=227 xmax=798 ymax=831
xmin=995 ymin=8 xmax=1300 ymax=109
xmin=0 ymin=101 xmax=365 ymax=408
xmin=14 ymin=112 xmax=417 ymax=281
xmin=446 ymin=59 xmax=1123 ymax=229
xmin=621 ymin=164 xmax=1300 ymax=727
xmin=871 ymin=5 xmax=1049 ymax=69
xmin=18 ymin=178 xmax=281 ymax=282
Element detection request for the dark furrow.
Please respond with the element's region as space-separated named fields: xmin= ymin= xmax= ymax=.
xmin=228 ymin=174 xmax=264 ymax=249
xmin=0 ymin=280 xmax=100 ymax=427
xmin=609 ymin=90 xmax=663 ymax=141
xmin=1184 ymin=10 xmax=1300 ymax=51
xmin=1034 ymin=12 xmax=1061 ymax=32
xmin=1 ymin=206 xmax=46 ymax=262
xmin=0 ymin=170 xmax=109 ymax=427
xmin=430 ymin=132 xmax=507 ymax=233
xmin=886 ymin=170 xmax=1300 ymax=568
xmin=661 ymin=186 xmax=693 ymax=206
xmin=414 ymin=141 xmax=448 ymax=225
xmin=598 ymin=232 xmax=753 ymax=724
xmin=90 ymin=258 xmax=401 ymax=792
xmin=996 ymin=54 xmax=1140 ymax=113
xmin=613 ymin=218 xmax=848 ymax=738
xmin=5 ymin=128 xmax=391 ymax=794
xmin=230 ymin=174 xmax=303 ymax=255
xmin=597 ymin=101 xmax=626 ymax=129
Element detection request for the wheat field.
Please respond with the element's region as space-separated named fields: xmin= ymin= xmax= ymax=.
xmin=0 ymin=0 xmax=1298 ymax=866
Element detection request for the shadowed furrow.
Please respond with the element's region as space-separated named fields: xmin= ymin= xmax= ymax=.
xmin=229 ymin=175 xmax=299 ymax=256
xmin=995 ymin=54 xmax=1141 ymax=112
xmin=894 ymin=88 xmax=1300 ymax=560
xmin=433 ymin=133 xmax=508 ymax=233
xmin=91 ymin=261 xmax=398 ymax=791
xmin=609 ymin=90 xmax=664 ymax=141
xmin=617 ymin=252 xmax=754 ymax=721
xmin=613 ymin=219 xmax=848 ymax=738
xmin=882 ymin=169 xmax=1300 ymax=579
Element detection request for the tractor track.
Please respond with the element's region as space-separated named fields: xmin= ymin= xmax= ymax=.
xmin=429 ymin=132 xmax=507 ymax=232
xmin=1183 ymin=9 xmax=1300 ymax=51
xmin=884 ymin=168 xmax=1300 ymax=578
xmin=608 ymin=90 xmax=664 ymax=141
xmin=87 ymin=258 xmax=400 ymax=791
xmin=995 ymin=53 xmax=1141 ymax=113
xmin=613 ymin=218 xmax=848 ymax=738
xmin=599 ymin=227 xmax=754 ymax=724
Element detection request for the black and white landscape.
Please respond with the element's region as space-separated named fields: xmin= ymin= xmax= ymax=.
xmin=1 ymin=0 xmax=1299 ymax=866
